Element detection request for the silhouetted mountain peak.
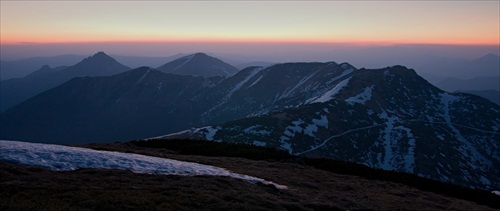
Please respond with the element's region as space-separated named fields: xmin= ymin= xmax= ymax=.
xmin=157 ymin=52 xmax=239 ymax=77
xmin=478 ymin=53 xmax=499 ymax=59
xmin=23 ymin=65 xmax=56 ymax=79
xmin=80 ymin=51 xmax=115 ymax=64
xmin=471 ymin=53 xmax=500 ymax=64
xmin=40 ymin=64 xmax=52 ymax=70
xmin=67 ymin=52 xmax=130 ymax=76
xmin=94 ymin=51 xmax=107 ymax=56
xmin=192 ymin=52 xmax=209 ymax=57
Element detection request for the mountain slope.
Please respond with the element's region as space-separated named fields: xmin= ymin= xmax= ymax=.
xmin=195 ymin=62 xmax=356 ymax=124
xmin=161 ymin=66 xmax=500 ymax=190
xmin=0 ymin=67 xmax=223 ymax=143
xmin=0 ymin=52 xmax=130 ymax=112
xmin=458 ymin=90 xmax=500 ymax=105
xmin=157 ymin=53 xmax=239 ymax=77
xmin=0 ymin=61 xmax=357 ymax=143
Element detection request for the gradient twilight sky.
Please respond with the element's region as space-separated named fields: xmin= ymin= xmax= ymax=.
xmin=0 ymin=1 xmax=499 ymax=60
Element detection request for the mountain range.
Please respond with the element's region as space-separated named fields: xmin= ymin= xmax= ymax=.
xmin=0 ymin=60 xmax=358 ymax=143
xmin=0 ymin=52 xmax=131 ymax=112
xmin=1 ymin=52 xmax=498 ymax=190
xmin=159 ymin=65 xmax=500 ymax=190
xmin=0 ymin=52 xmax=240 ymax=112
xmin=420 ymin=53 xmax=499 ymax=102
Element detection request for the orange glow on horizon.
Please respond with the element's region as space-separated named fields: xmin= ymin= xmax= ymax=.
xmin=2 ymin=35 xmax=499 ymax=46
xmin=0 ymin=39 xmax=500 ymax=46
xmin=2 ymin=1 xmax=498 ymax=49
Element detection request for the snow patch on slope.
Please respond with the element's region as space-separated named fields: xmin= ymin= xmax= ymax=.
xmin=439 ymin=93 xmax=490 ymax=167
xmin=246 ymin=75 xmax=263 ymax=89
xmin=346 ymin=85 xmax=374 ymax=105
xmin=312 ymin=115 xmax=328 ymax=127
xmin=0 ymin=140 xmax=286 ymax=189
xmin=304 ymin=115 xmax=329 ymax=137
xmin=135 ymin=68 xmax=152 ymax=85
xmin=205 ymin=126 xmax=219 ymax=140
xmin=252 ymin=140 xmax=267 ymax=147
xmin=244 ymin=125 xmax=271 ymax=136
xmin=280 ymin=115 xmax=330 ymax=152
xmin=171 ymin=54 xmax=195 ymax=73
xmin=394 ymin=126 xmax=416 ymax=172
xmin=277 ymin=70 xmax=319 ymax=101
xmin=378 ymin=110 xmax=399 ymax=170
xmin=326 ymin=65 xmax=354 ymax=85
xmin=311 ymin=78 xmax=350 ymax=103
xmin=224 ymin=67 xmax=263 ymax=101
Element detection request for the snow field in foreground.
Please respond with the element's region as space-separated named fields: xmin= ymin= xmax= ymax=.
xmin=0 ymin=140 xmax=287 ymax=189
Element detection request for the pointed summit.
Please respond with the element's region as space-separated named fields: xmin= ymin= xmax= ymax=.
xmin=94 ymin=51 xmax=108 ymax=57
xmin=157 ymin=52 xmax=238 ymax=77
xmin=24 ymin=65 xmax=58 ymax=78
xmin=69 ymin=51 xmax=130 ymax=76
xmin=79 ymin=51 xmax=116 ymax=65
xmin=86 ymin=51 xmax=114 ymax=61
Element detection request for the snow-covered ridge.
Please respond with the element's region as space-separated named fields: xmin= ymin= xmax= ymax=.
xmin=0 ymin=140 xmax=286 ymax=189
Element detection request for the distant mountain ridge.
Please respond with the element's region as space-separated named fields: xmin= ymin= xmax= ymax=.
xmin=62 ymin=52 xmax=129 ymax=77
xmin=0 ymin=61 xmax=358 ymax=143
xmin=0 ymin=54 xmax=87 ymax=80
xmin=458 ymin=90 xmax=500 ymax=105
xmin=0 ymin=52 xmax=130 ymax=112
xmin=436 ymin=75 xmax=500 ymax=92
xmin=1 ymin=67 xmax=225 ymax=142
xmin=157 ymin=53 xmax=239 ymax=77
xmin=421 ymin=53 xmax=500 ymax=91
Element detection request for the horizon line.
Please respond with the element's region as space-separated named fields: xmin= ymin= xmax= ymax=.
xmin=2 ymin=40 xmax=499 ymax=47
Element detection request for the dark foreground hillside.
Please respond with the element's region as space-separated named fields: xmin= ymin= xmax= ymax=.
xmin=1 ymin=139 xmax=498 ymax=210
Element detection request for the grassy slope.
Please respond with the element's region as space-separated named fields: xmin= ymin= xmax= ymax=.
xmin=1 ymin=139 xmax=498 ymax=210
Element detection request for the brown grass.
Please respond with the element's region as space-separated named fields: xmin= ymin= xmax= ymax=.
xmin=1 ymin=141 xmax=497 ymax=210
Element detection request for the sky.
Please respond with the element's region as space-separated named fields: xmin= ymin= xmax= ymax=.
xmin=0 ymin=1 xmax=499 ymax=60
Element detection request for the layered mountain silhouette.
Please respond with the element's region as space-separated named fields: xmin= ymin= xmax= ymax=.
xmin=0 ymin=67 xmax=224 ymax=142
xmin=0 ymin=54 xmax=86 ymax=80
xmin=157 ymin=53 xmax=239 ymax=77
xmin=1 ymin=54 xmax=498 ymax=190
xmin=161 ymin=66 xmax=500 ymax=190
xmin=0 ymin=52 xmax=130 ymax=112
xmin=1 ymin=61 xmax=358 ymax=143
